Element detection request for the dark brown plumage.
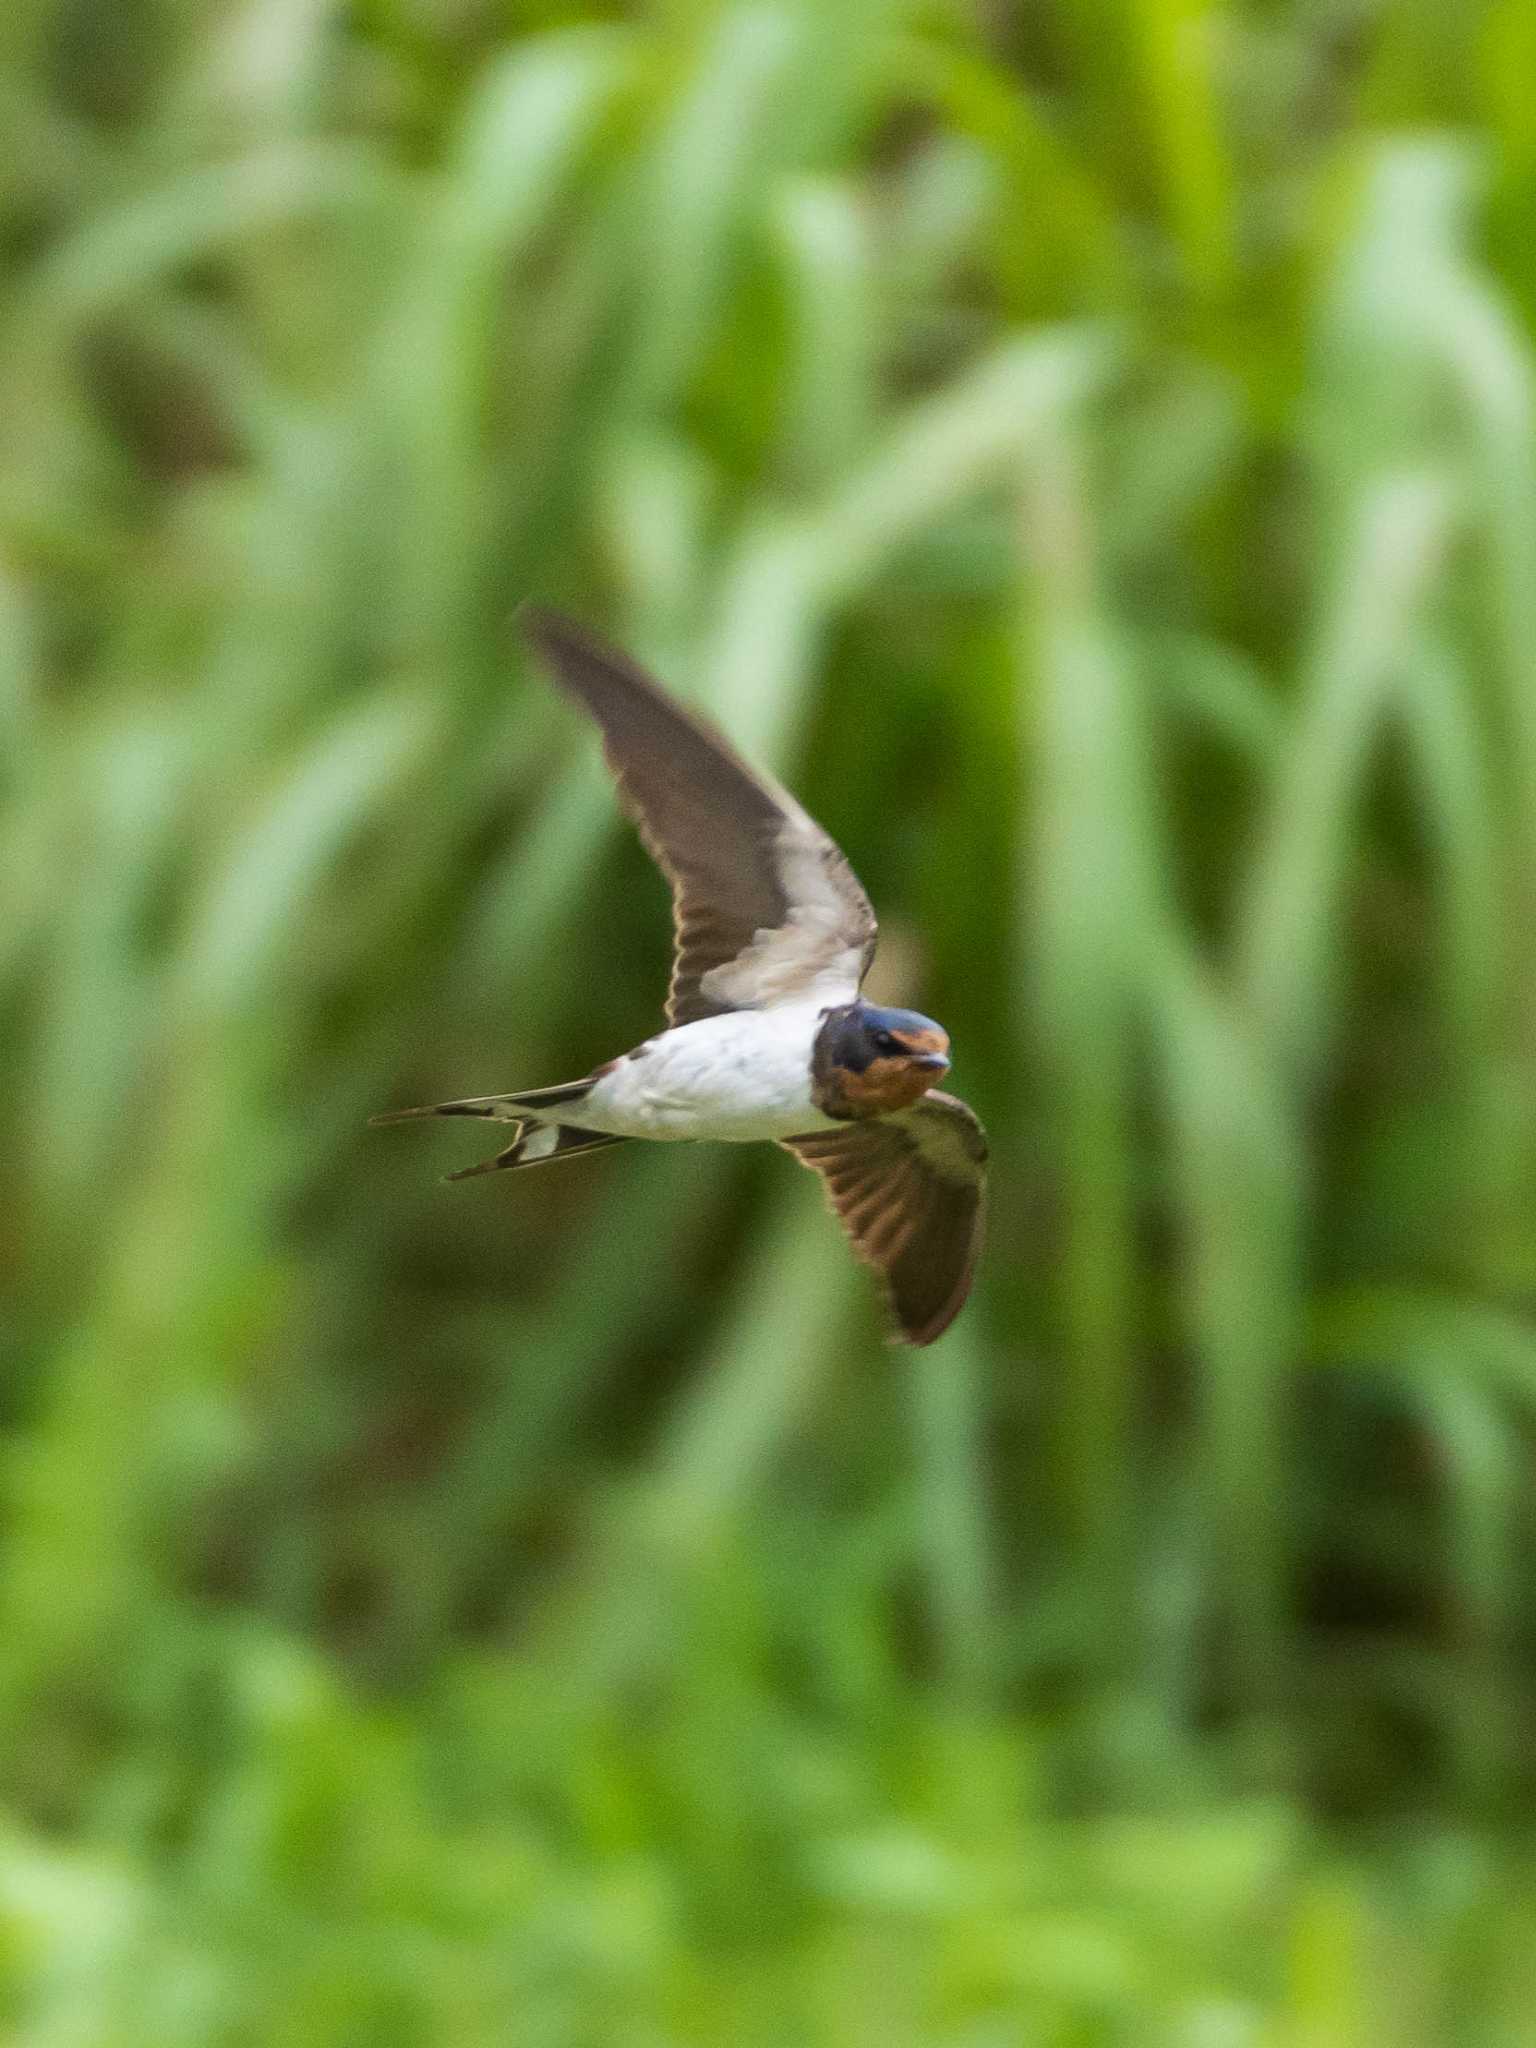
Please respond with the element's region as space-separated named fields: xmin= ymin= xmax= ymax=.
xmin=523 ymin=608 xmax=877 ymax=1027
xmin=377 ymin=611 xmax=986 ymax=1345
xmin=782 ymin=1093 xmax=987 ymax=1346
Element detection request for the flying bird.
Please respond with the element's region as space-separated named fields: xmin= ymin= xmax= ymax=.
xmin=374 ymin=610 xmax=986 ymax=1345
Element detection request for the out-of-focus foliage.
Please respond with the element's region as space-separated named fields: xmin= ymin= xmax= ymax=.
xmin=5 ymin=0 xmax=1536 ymax=2038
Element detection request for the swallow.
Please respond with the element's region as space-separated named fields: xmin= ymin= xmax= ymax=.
xmin=374 ymin=609 xmax=986 ymax=1345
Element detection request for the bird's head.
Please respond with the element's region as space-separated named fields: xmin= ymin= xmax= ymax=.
xmin=812 ymin=1003 xmax=952 ymax=1119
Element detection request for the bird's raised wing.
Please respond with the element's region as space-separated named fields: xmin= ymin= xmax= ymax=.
xmin=524 ymin=609 xmax=877 ymax=1027
xmin=781 ymin=1091 xmax=986 ymax=1346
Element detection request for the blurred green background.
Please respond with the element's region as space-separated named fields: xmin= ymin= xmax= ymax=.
xmin=7 ymin=0 xmax=1536 ymax=2040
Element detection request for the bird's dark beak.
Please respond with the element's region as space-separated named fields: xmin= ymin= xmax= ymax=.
xmin=913 ymin=1052 xmax=950 ymax=1074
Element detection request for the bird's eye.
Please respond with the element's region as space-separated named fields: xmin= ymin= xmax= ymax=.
xmin=873 ymin=1030 xmax=897 ymax=1053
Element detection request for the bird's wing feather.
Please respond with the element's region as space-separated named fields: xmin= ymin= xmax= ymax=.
xmin=524 ymin=609 xmax=877 ymax=1027
xmin=781 ymin=1091 xmax=987 ymax=1346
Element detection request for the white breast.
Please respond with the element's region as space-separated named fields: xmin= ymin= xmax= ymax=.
xmin=577 ymin=1006 xmax=838 ymax=1143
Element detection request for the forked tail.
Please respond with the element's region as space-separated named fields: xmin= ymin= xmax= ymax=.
xmin=370 ymin=1076 xmax=628 ymax=1178
xmin=441 ymin=1122 xmax=627 ymax=1180
xmin=370 ymin=1076 xmax=596 ymax=1125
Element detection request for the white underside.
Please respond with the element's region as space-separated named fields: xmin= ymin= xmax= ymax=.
xmin=548 ymin=1002 xmax=845 ymax=1143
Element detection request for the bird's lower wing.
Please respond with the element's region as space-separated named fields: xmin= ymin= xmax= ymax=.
xmin=781 ymin=1091 xmax=987 ymax=1346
